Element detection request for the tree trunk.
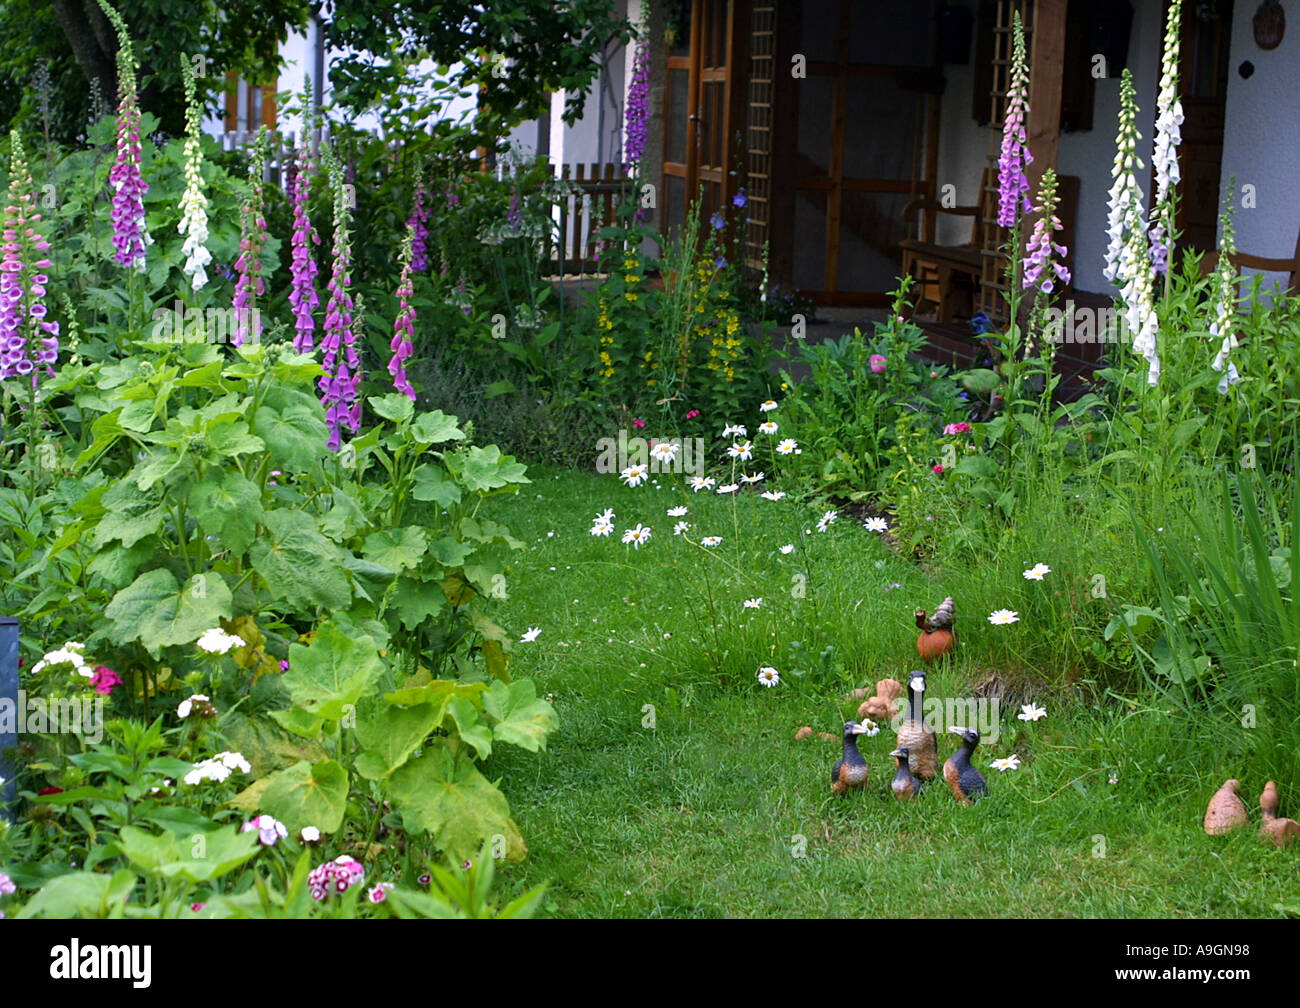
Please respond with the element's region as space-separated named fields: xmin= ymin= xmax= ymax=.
xmin=52 ymin=0 xmax=117 ymax=108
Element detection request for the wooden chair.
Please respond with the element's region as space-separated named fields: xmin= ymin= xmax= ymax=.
xmin=1198 ymin=225 xmax=1300 ymax=295
xmin=899 ymin=171 xmax=991 ymax=323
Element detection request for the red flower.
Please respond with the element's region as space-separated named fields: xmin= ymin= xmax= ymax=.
xmin=37 ymin=786 xmax=63 ymax=796
xmin=685 ymin=409 xmax=700 ymax=420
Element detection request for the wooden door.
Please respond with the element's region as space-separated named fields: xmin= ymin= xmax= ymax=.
xmin=662 ymin=0 xmax=745 ymax=238
xmin=1172 ymin=0 xmax=1233 ymax=255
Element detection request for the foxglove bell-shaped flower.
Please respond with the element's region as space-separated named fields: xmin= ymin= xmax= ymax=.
xmin=176 ymin=56 xmax=210 ymax=290
xmin=1209 ymin=189 xmax=1242 ymax=392
xmin=99 ymin=0 xmax=152 ymax=272
xmin=996 ymin=13 xmax=1034 ymax=229
xmin=0 ymin=133 xmax=59 ymax=388
xmin=388 ymin=230 xmax=417 ymax=400
xmin=320 ymin=163 xmax=361 ymax=450
xmin=288 ymin=149 xmax=320 ymax=354
xmin=232 ymin=131 xmax=269 ymax=346
xmin=624 ymin=33 xmax=651 ymax=168
xmin=1022 ymin=169 xmax=1071 ymax=293
xmin=1149 ymin=0 xmax=1184 ymax=275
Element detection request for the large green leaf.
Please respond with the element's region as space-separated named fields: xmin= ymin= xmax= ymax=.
xmin=190 ymin=470 xmax=264 ymax=555
xmin=362 ymin=526 xmax=428 ymax=573
xmin=428 ymin=535 xmax=473 ymax=567
xmin=282 ymin=621 xmax=383 ymax=721
xmin=411 ymin=462 xmax=462 ymax=508
xmin=388 ymin=749 xmax=511 ymax=862
xmin=254 ymin=400 xmax=329 ymax=477
xmin=368 ymin=392 xmax=415 ymax=423
xmin=104 ymin=568 xmax=234 ymax=657
xmin=90 ymin=479 xmax=164 ymax=549
xmin=446 ymin=445 xmax=530 ymax=493
xmin=484 ymin=679 xmax=557 ymax=753
xmin=249 ymin=510 xmax=351 ymax=612
xmin=118 ymin=824 xmax=261 ymax=882
xmin=448 ymin=696 xmax=493 ymax=759
xmin=354 ymin=701 xmax=448 ymax=779
xmin=384 ymin=678 xmax=485 ymax=708
xmin=222 ymin=712 xmax=329 ymax=777
xmin=258 ymin=759 xmax=349 ymax=834
xmin=409 ymin=410 xmax=466 ymax=446
xmin=15 ymin=870 xmax=136 ymax=919
xmin=390 ymin=575 xmax=447 ymax=630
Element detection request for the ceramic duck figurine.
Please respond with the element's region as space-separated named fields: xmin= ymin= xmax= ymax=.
xmin=943 ymin=727 xmax=989 ymax=805
xmin=916 ymin=596 xmax=955 ymax=663
xmin=889 ymin=746 xmax=918 ymax=802
xmin=1203 ymin=779 xmax=1249 ymax=835
xmin=895 ymin=673 xmax=938 ymax=780
xmin=831 ymin=722 xmax=870 ymax=796
xmin=1259 ymin=781 xmax=1300 ymax=847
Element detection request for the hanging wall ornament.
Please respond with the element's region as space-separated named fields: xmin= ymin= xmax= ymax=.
xmin=1253 ymin=0 xmax=1285 ymax=50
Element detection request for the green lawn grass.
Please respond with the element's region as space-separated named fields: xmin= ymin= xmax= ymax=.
xmin=477 ymin=468 xmax=1298 ymax=918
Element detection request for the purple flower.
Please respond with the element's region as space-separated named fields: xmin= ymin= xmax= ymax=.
xmin=388 ymin=229 xmax=418 ymax=400
xmin=714 ymin=256 xmax=727 ymax=269
xmin=103 ymin=14 xmax=151 ymax=272
xmin=710 ymin=212 xmax=725 ymax=230
xmin=624 ymin=38 xmax=651 ymax=168
xmin=307 ymin=855 xmax=365 ymax=901
xmin=408 ymin=181 xmax=431 ymax=273
xmin=733 ymin=189 xmax=747 ymax=208
xmin=1022 ymin=169 xmax=1071 ymax=293
xmin=0 ymin=134 xmax=59 ymax=388
xmin=232 ymin=136 xmax=269 ymax=346
xmin=288 ymin=150 xmax=320 ymax=354
xmin=997 ymin=14 xmax=1034 ymax=229
xmin=321 ymin=173 xmax=361 ymax=450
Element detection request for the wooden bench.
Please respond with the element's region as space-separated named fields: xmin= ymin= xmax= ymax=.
xmin=1198 ymin=225 xmax=1300 ymax=295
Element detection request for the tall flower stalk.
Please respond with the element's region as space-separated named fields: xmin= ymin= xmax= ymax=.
xmin=1149 ymin=0 xmax=1184 ymax=284
xmin=996 ymin=12 xmax=1033 ymax=231
xmin=388 ymin=230 xmax=417 ymax=400
xmin=0 ymin=133 xmax=58 ymax=388
xmin=407 ymin=172 xmax=431 ymax=273
xmin=1105 ymin=70 xmax=1159 ymax=386
xmin=98 ymin=0 xmax=151 ymax=273
xmin=624 ymin=27 xmax=650 ymax=170
xmin=232 ymin=129 xmax=268 ymax=346
xmin=289 ymin=79 xmax=321 ymax=354
xmin=321 ymin=154 xmax=361 ymax=451
xmin=1208 ymin=184 xmax=1241 ymax=395
xmin=177 ymin=54 xmax=211 ymax=291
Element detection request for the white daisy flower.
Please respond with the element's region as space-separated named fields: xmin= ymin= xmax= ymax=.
xmin=857 ymin=720 xmax=880 ymax=737
xmin=990 ymin=755 xmax=1021 ymax=772
xmin=622 ymin=524 xmax=652 ymax=548
xmin=756 ymin=666 xmax=780 ymax=687
xmin=590 ymin=519 xmax=614 ymax=537
xmin=739 ymin=472 xmax=765 ymax=484
xmin=667 ymin=505 xmax=689 ymax=517
xmin=727 ymin=440 xmax=755 ymax=461
xmin=760 ymin=490 xmax=786 ymax=501
xmin=649 ymin=441 xmax=680 ymax=463
xmin=673 ymin=521 xmax=691 ymax=535
xmin=620 ymin=464 xmax=649 ymax=487
xmin=743 ymin=598 xmax=762 ymax=609
xmin=779 ymin=544 xmax=795 ymax=554
xmin=987 ymin=609 xmax=1020 ymax=625
xmin=594 ymin=508 xmax=615 ymax=524
xmin=1018 ymin=703 xmax=1047 ymax=722
xmin=1022 ymin=563 xmax=1052 ymax=580
xmin=758 ymin=400 xmax=779 ymax=412
xmin=700 ymin=536 xmax=723 ymax=547
xmin=758 ymin=421 xmax=778 ymax=435
xmin=775 ymin=439 xmax=799 ymax=455
xmin=688 ymin=476 xmax=717 ymax=492
xmin=721 ymin=423 xmax=748 ymax=438
xmin=863 ymin=517 xmax=888 ymax=533
xmin=520 ymin=627 xmax=542 ymax=642
xmin=716 ymin=483 xmax=740 ymax=494
xmin=816 ymin=510 xmax=837 ymax=532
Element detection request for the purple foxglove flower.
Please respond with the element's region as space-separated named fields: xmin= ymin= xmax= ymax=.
xmin=408 ymin=181 xmax=431 ymax=273
xmin=100 ymin=2 xmax=152 ymax=272
xmin=321 ymin=169 xmax=361 ymax=449
xmin=624 ymin=34 xmax=651 ymax=168
xmin=0 ymin=133 xmax=59 ymax=388
xmin=288 ymin=149 xmax=321 ymax=354
xmin=996 ymin=13 xmax=1034 ymax=229
xmin=388 ymin=232 xmax=417 ymax=400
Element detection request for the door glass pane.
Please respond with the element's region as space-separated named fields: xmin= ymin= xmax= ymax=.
xmin=668 ymin=4 xmax=691 ymax=58
xmin=796 ymin=75 xmax=834 ymax=171
xmin=799 ymin=0 xmax=839 ymax=62
xmin=667 ymin=69 xmax=688 ymax=164
xmin=792 ymin=192 xmax=827 ymax=291
xmin=837 ymin=191 xmax=911 ymax=293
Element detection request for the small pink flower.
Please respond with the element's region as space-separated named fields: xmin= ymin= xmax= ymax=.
xmin=932 ymin=464 xmax=944 ymax=474
xmin=368 ymin=882 xmax=395 ymax=904
xmin=190 ymin=902 xmax=205 ymax=912
xmin=89 ymin=666 xmax=122 ymax=695
xmin=632 ymin=417 xmax=646 ymax=429
xmin=685 ymin=409 xmax=700 ymax=420
xmin=943 ymin=422 xmax=971 ymax=436
xmin=869 ymin=354 xmax=887 ymax=374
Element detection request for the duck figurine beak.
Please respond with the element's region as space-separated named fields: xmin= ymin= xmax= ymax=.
xmin=948 ymin=725 xmax=968 ymax=736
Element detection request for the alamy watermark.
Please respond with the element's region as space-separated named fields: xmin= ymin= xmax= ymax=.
xmin=150 ymin=300 xmax=262 ymax=345
xmin=1042 ymin=301 xmax=1127 ymax=345
xmin=595 ymin=430 xmax=707 ymax=477
xmin=0 ymin=690 xmax=105 ymax=744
